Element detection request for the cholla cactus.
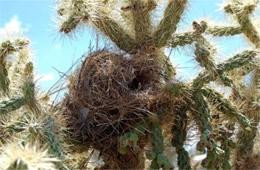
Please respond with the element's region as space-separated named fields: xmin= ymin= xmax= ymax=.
xmin=0 ymin=141 xmax=58 ymax=170
xmin=1 ymin=0 xmax=259 ymax=169
xmin=54 ymin=0 xmax=260 ymax=169
xmin=0 ymin=38 xmax=67 ymax=169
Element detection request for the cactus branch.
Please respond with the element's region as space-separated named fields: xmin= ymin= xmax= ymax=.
xmin=205 ymin=25 xmax=242 ymax=37
xmin=93 ymin=17 xmax=137 ymax=53
xmin=58 ymin=0 xmax=137 ymax=53
xmin=171 ymin=108 xmax=191 ymax=170
xmin=0 ymin=39 xmax=29 ymax=95
xmin=193 ymin=90 xmax=225 ymax=169
xmin=153 ymin=0 xmax=187 ymax=48
xmin=224 ymin=1 xmax=260 ymax=48
xmin=0 ymin=97 xmax=27 ymax=114
xmin=168 ymin=32 xmax=194 ymax=48
xmin=201 ymin=87 xmax=251 ymax=130
xmin=192 ymin=50 xmax=258 ymax=89
xmin=125 ymin=0 xmax=154 ymax=48
xmin=150 ymin=120 xmax=173 ymax=169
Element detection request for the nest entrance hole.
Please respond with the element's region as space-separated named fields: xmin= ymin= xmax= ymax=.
xmin=128 ymin=72 xmax=153 ymax=91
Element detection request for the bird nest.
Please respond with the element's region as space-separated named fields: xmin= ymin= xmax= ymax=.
xmin=63 ymin=50 xmax=164 ymax=153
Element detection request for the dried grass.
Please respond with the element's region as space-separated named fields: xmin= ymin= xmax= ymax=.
xmin=62 ymin=50 xmax=167 ymax=168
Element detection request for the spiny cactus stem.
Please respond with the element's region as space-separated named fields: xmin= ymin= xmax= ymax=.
xmin=201 ymin=87 xmax=251 ymax=130
xmin=193 ymin=90 xmax=212 ymax=145
xmin=219 ymin=50 xmax=258 ymax=71
xmin=205 ymin=25 xmax=242 ymax=37
xmin=0 ymin=40 xmax=16 ymax=60
xmin=193 ymin=90 xmax=225 ymax=169
xmin=126 ymin=0 xmax=153 ymax=48
xmin=194 ymin=42 xmax=217 ymax=73
xmin=234 ymin=118 xmax=259 ymax=169
xmin=192 ymin=50 xmax=257 ymax=89
xmin=168 ymin=21 xmax=207 ymax=48
xmin=58 ymin=0 xmax=137 ymax=53
xmin=93 ymin=16 xmax=137 ymax=53
xmin=252 ymin=68 xmax=260 ymax=91
xmin=0 ymin=67 xmax=10 ymax=95
xmin=153 ymin=0 xmax=187 ymax=48
xmin=236 ymin=16 xmax=260 ymax=48
xmin=0 ymin=97 xmax=27 ymax=114
xmin=221 ymin=143 xmax=232 ymax=169
xmin=234 ymin=84 xmax=260 ymax=169
xmin=0 ymin=39 xmax=29 ymax=59
xmin=0 ymin=40 xmax=14 ymax=95
xmin=156 ymin=51 xmax=176 ymax=80
xmin=194 ymin=38 xmax=241 ymax=93
xmin=225 ymin=2 xmax=260 ymax=48
xmin=165 ymin=82 xmax=190 ymax=97
xmin=7 ymin=159 xmax=28 ymax=170
xmin=22 ymin=79 xmax=39 ymax=113
xmin=171 ymin=108 xmax=191 ymax=170
xmin=119 ymin=120 xmax=147 ymax=153
xmin=212 ymin=121 xmax=235 ymax=169
xmin=59 ymin=12 xmax=84 ymax=34
xmin=150 ymin=120 xmax=173 ymax=169
xmin=216 ymin=129 xmax=234 ymax=170
xmin=0 ymin=39 xmax=30 ymax=95
xmin=23 ymin=114 xmax=67 ymax=169
xmin=40 ymin=115 xmax=69 ymax=169
xmin=169 ymin=32 xmax=194 ymax=48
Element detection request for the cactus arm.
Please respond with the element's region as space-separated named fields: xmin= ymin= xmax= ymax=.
xmin=205 ymin=25 xmax=242 ymax=37
xmin=150 ymin=120 xmax=174 ymax=170
xmin=0 ymin=39 xmax=29 ymax=60
xmin=201 ymin=87 xmax=251 ymax=130
xmin=0 ymin=68 xmax=10 ymax=96
xmin=233 ymin=67 xmax=260 ymax=169
xmin=7 ymin=159 xmax=28 ymax=170
xmin=43 ymin=116 xmax=69 ymax=170
xmin=0 ymin=97 xmax=27 ymax=114
xmin=168 ymin=32 xmax=194 ymax=48
xmin=234 ymin=114 xmax=259 ymax=169
xmin=0 ymin=77 xmax=37 ymax=114
xmin=153 ymin=0 xmax=187 ymax=48
xmin=0 ymin=39 xmax=29 ymax=95
xmin=192 ymin=50 xmax=258 ymax=89
xmin=194 ymin=41 xmax=217 ymax=74
xmin=193 ymin=90 xmax=225 ymax=169
xmin=123 ymin=0 xmax=155 ymax=48
xmin=57 ymin=0 xmax=137 ymax=53
xmin=219 ymin=50 xmax=258 ymax=71
xmin=171 ymin=108 xmax=191 ymax=170
xmin=168 ymin=22 xmax=242 ymax=48
xmin=224 ymin=1 xmax=260 ymax=48
xmin=194 ymin=37 xmax=242 ymax=94
xmin=93 ymin=17 xmax=137 ymax=53
xmin=9 ymin=50 xmax=31 ymax=91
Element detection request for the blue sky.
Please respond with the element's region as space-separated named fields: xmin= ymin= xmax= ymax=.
xmin=0 ymin=0 xmax=250 ymax=93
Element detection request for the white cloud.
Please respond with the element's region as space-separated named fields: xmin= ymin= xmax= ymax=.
xmin=0 ymin=15 xmax=30 ymax=39
xmin=36 ymin=73 xmax=55 ymax=83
